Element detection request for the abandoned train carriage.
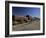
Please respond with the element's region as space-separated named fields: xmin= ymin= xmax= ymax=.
xmin=12 ymin=15 xmax=32 ymax=25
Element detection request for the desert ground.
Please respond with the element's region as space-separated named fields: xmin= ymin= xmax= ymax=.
xmin=12 ymin=20 xmax=40 ymax=31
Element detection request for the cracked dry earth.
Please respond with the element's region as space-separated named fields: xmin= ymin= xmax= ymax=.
xmin=12 ymin=20 xmax=40 ymax=31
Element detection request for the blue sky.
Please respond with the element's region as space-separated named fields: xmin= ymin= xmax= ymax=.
xmin=12 ymin=7 xmax=40 ymax=18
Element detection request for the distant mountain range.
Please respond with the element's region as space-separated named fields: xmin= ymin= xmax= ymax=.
xmin=32 ymin=17 xmax=40 ymax=21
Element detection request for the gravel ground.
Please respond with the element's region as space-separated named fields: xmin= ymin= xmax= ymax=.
xmin=12 ymin=20 xmax=40 ymax=31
